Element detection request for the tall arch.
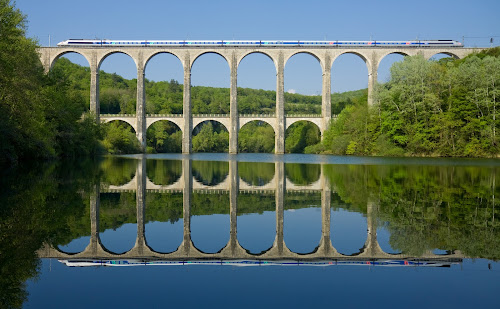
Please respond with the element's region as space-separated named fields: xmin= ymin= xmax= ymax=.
xmin=284 ymin=52 xmax=323 ymax=115
xmin=237 ymin=52 xmax=277 ymax=115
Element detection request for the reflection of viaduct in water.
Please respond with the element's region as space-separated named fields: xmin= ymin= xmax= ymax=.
xmin=38 ymin=157 xmax=464 ymax=261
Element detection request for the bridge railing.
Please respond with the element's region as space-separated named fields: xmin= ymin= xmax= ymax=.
xmin=100 ymin=113 xmax=336 ymax=119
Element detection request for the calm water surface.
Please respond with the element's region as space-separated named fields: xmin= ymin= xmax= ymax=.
xmin=1 ymin=154 xmax=499 ymax=308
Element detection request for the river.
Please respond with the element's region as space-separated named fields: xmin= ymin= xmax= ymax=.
xmin=1 ymin=153 xmax=499 ymax=308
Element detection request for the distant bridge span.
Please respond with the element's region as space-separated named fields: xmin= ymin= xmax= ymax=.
xmin=38 ymin=45 xmax=483 ymax=154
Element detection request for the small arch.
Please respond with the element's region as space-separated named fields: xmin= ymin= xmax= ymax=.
xmin=101 ymin=120 xmax=141 ymax=154
xmin=238 ymin=121 xmax=275 ymax=153
xmin=284 ymin=120 xmax=321 ymax=154
xmin=192 ymin=120 xmax=229 ymax=153
xmin=146 ymin=120 xmax=182 ymax=153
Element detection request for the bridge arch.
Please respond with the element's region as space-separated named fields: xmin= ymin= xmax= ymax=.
xmin=237 ymin=51 xmax=276 ymax=71
xmin=192 ymin=120 xmax=230 ymax=153
xmin=144 ymin=51 xmax=184 ymax=69
xmin=146 ymin=120 xmax=182 ymax=153
xmin=48 ymin=50 xmax=92 ymax=70
xmin=284 ymin=51 xmax=324 ymax=71
xmin=427 ymin=51 xmax=461 ymax=60
xmin=97 ymin=50 xmax=138 ymax=71
xmin=190 ymin=50 xmax=230 ymax=70
xmin=238 ymin=120 xmax=275 ymax=153
xmin=101 ymin=118 xmax=137 ymax=133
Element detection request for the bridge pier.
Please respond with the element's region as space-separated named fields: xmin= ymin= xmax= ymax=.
xmin=275 ymin=52 xmax=285 ymax=154
xmin=90 ymin=59 xmax=99 ymax=121
xmin=322 ymin=55 xmax=332 ymax=134
xmin=136 ymin=61 xmax=147 ymax=151
xmin=182 ymin=56 xmax=192 ymax=154
xmin=229 ymin=53 xmax=239 ymax=154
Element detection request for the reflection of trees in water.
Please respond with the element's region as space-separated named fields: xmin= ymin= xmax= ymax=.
xmin=99 ymin=193 xmax=137 ymax=232
xmin=238 ymin=162 xmax=275 ymax=186
xmin=99 ymin=157 xmax=137 ymax=185
xmin=285 ymin=163 xmax=320 ymax=185
xmin=324 ymin=163 xmax=500 ymax=259
xmin=192 ymin=160 xmax=229 ymax=186
xmin=146 ymin=160 xmax=182 ymax=185
xmin=146 ymin=193 xmax=183 ymax=224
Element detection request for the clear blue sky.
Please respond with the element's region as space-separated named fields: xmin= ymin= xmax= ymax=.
xmin=18 ymin=0 xmax=500 ymax=94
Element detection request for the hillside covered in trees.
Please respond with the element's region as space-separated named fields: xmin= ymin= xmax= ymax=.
xmin=311 ymin=48 xmax=500 ymax=157
xmin=52 ymin=57 xmax=366 ymax=154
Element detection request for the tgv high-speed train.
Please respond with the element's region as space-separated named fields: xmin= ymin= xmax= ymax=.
xmin=57 ymin=39 xmax=463 ymax=47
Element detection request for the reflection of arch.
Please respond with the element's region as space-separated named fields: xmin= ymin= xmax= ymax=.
xmin=50 ymin=50 xmax=91 ymax=70
xmin=98 ymin=50 xmax=138 ymax=70
xmin=146 ymin=159 xmax=183 ymax=186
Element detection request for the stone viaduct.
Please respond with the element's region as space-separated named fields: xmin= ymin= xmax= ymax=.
xmin=38 ymin=45 xmax=480 ymax=154
xmin=38 ymin=156 xmax=464 ymax=261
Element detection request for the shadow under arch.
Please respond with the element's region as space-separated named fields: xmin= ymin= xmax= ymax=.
xmin=238 ymin=121 xmax=275 ymax=154
xmin=147 ymin=120 xmax=182 ymax=153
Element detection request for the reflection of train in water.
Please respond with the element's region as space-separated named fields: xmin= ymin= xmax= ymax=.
xmin=57 ymin=39 xmax=464 ymax=48
xmin=59 ymin=259 xmax=460 ymax=267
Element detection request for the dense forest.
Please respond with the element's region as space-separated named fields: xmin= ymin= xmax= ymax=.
xmin=313 ymin=49 xmax=500 ymax=157
xmin=0 ymin=0 xmax=102 ymax=167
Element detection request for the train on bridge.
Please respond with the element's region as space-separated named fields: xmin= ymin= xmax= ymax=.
xmin=57 ymin=39 xmax=463 ymax=48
